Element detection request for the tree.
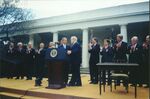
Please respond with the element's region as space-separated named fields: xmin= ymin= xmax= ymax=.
xmin=0 ymin=0 xmax=33 ymax=40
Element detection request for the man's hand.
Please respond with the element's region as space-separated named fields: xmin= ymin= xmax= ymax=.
xmin=67 ymin=50 xmax=72 ymax=55
xmin=88 ymin=43 xmax=92 ymax=49
xmin=116 ymin=43 xmax=121 ymax=48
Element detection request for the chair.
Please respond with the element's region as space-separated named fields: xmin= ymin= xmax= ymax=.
xmin=110 ymin=73 xmax=129 ymax=93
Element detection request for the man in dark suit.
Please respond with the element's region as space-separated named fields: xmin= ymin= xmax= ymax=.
xmin=113 ymin=34 xmax=128 ymax=85
xmin=67 ymin=36 xmax=82 ymax=86
xmin=15 ymin=42 xmax=26 ymax=79
xmin=113 ymin=34 xmax=127 ymax=63
xmin=128 ymin=36 xmax=143 ymax=87
xmin=88 ymin=37 xmax=100 ymax=84
xmin=100 ymin=39 xmax=114 ymax=85
xmin=101 ymin=39 xmax=114 ymax=63
xmin=128 ymin=36 xmax=142 ymax=63
xmin=6 ymin=42 xmax=16 ymax=79
xmin=25 ymin=42 xmax=35 ymax=80
xmin=142 ymin=35 xmax=150 ymax=88
xmin=59 ymin=37 xmax=71 ymax=85
xmin=35 ymin=43 xmax=46 ymax=86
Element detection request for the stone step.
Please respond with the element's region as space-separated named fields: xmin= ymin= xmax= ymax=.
xmin=0 ymin=92 xmax=43 ymax=99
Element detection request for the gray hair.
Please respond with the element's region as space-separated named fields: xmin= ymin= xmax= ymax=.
xmin=131 ymin=36 xmax=138 ymax=41
xmin=28 ymin=42 xmax=32 ymax=45
xmin=71 ymin=36 xmax=78 ymax=42
xmin=117 ymin=34 xmax=123 ymax=40
xmin=49 ymin=42 xmax=55 ymax=46
xmin=17 ymin=42 xmax=23 ymax=46
xmin=40 ymin=42 xmax=44 ymax=46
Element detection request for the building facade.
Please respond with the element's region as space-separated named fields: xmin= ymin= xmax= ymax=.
xmin=0 ymin=2 xmax=149 ymax=68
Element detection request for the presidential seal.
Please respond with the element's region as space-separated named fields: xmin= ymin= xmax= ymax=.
xmin=50 ymin=49 xmax=58 ymax=58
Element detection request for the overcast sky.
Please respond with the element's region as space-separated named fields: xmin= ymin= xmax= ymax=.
xmin=18 ymin=0 xmax=148 ymax=19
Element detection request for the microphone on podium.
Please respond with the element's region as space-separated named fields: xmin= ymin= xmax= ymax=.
xmin=54 ymin=42 xmax=60 ymax=48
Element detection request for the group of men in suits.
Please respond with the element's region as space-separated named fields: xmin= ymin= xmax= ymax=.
xmin=5 ymin=36 xmax=82 ymax=87
xmin=44 ymin=36 xmax=82 ymax=87
xmin=88 ymin=34 xmax=149 ymax=88
xmin=4 ymin=34 xmax=149 ymax=88
xmin=40 ymin=36 xmax=82 ymax=87
xmin=6 ymin=42 xmax=37 ymax=80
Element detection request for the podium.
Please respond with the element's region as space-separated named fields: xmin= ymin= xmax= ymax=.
xmin=45 ymin=47 xmax=68 ymax=89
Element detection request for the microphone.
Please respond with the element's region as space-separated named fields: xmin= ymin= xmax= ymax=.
xmin=54 ymin=42 xmax=60 ymax=48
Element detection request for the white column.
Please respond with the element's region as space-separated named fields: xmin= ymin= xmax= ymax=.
xmin=82 ymin=28 xmax=89 ymax=68
xmin=29 ymin=34 xmax=34 ymax=47
xmin=120 ymin=24 xmax=128 ymax=42
xmin=53 ymin=31 xmax=58 ymax=42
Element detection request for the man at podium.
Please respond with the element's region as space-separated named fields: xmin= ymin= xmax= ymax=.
xmin=59 ymin=37 xmax=71 ymax=85
xmin=45 ymin=39 xmax=70 ymax=89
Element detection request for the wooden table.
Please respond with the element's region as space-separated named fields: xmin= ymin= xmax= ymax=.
xmin=96 ymin=63 xmax=139 ymax=98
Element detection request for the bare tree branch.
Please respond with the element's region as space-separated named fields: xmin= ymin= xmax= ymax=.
xmin=0 ymin=0 xmax=33 ymax=39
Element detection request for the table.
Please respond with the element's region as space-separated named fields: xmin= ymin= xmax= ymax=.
xmin=96 ymin=63 xmax=139 ymax=98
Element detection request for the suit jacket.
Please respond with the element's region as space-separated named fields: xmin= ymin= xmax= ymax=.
xmin=70 ymin=42 xmax=81 ymax=64
xmin=59 ymin=44 xmax=70 ymax=51
xmin=7 ymin=47 xmax=17 ymax=59
xmin=100 ymin=46 xmax=114 ymax=63
xmin=58 ymin=44 xmax=71 ymax=62
xmin=35 ymin=48 xmax=46 ymax=67
xmin=89 ymin=44 xmax=100 ymax=64
xmin=128 ymin=44 xmax=143 ymax=64
xmin=16 ymin=48 xmax=26 ymax=63
xmin=25 ymin=48 xmax=35 ymax=63
xmin=142 ymin=43 xmax=149 ymax=64
xmin=113 ymin=41 xmax=127 ymax=62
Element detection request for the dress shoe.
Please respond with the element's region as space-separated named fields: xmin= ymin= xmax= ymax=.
xmin=144 ymin=85 xmax=149 ymax=88
xmin=115 ymin=83 xmax=120 ymax=86
xmin=107 ymin=82 xmax=111 ymax=86
xmin=21 ymin=77 xmax=24 ymax=79
xmin=15 ymin=77 xmax=19 ymax=79
xmin=138 ymin=84 xmax=142 ymax=87
xmin=26 ymin=78 xmax=32 ymax=80
xmin=35 ymin=84 xmax=41 ymax=86
xmin=89 ymin=81 xmax=94 ymax=84
xmin=67 ymin=83 xmax=75 ymax=86
xmin=93 ymin=81 xmax=98 ymax=84
xmin=130 ymin=84 xmax=136 ymax=87
xmin=75 ymin=83 xmax=82 ymax=86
